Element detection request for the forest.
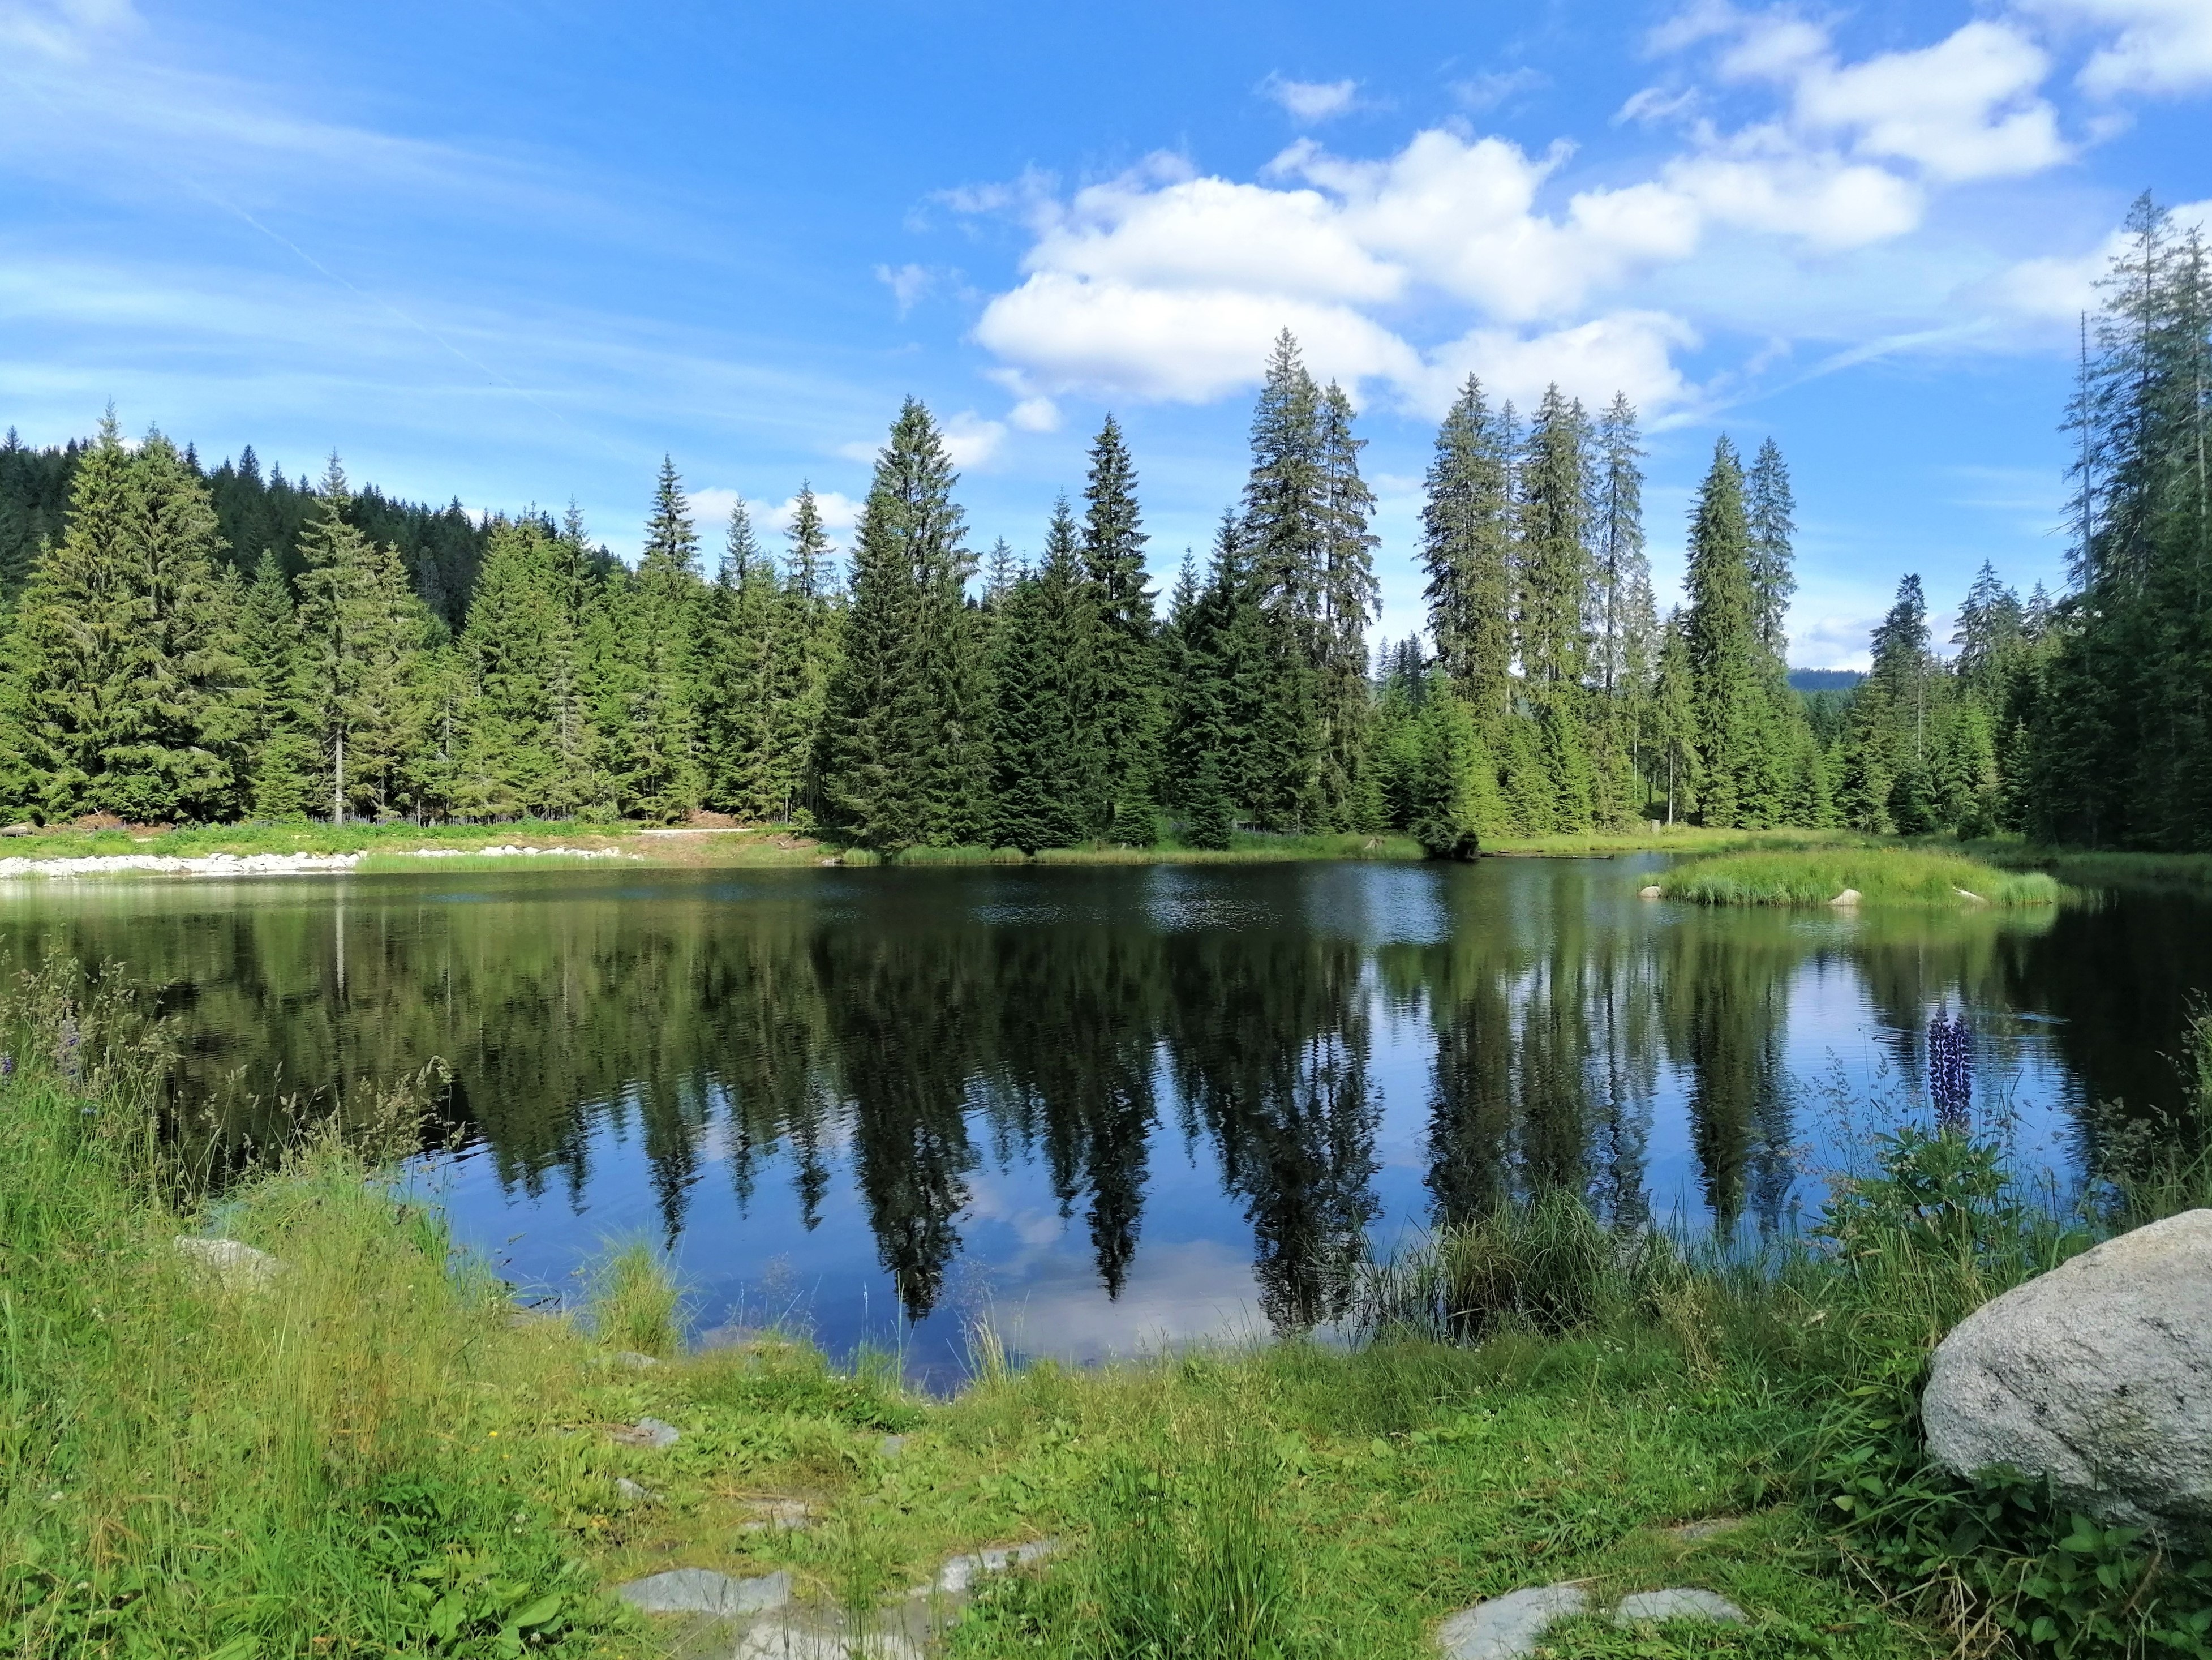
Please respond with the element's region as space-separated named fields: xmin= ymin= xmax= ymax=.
xmin=0 ymin=199 xmax=2205 ymax=853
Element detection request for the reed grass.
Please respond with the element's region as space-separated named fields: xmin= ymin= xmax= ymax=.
xmin=1657 ymin=846 xmax=2061 ymax=906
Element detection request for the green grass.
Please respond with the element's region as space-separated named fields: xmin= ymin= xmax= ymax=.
xmin=1657 ymin=847 xmax=2061 ymax=907
xmin=6 ymin=967 xmax=2209 ymax=1660
xmin=1957 ymin=837 xmax=2212 ymax=891
xmin=1485 ymin=825 xmax=1865 ymax=857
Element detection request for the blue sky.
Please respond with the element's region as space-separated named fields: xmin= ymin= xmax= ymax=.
xmin=3 ymin=1 xmax=2208 ymax=666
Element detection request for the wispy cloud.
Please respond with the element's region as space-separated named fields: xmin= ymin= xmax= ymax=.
xmin=1258 ymin=72 xmax=1360 ymax=123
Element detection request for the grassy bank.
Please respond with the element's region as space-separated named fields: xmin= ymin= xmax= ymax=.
xmin=1657 ymin=847 xmax=2062 ymax=907
xmin=1958 ymin=838 xmax=2212 ymax=892
xmin=7 ymin=972 xmax=2210 ymax=1659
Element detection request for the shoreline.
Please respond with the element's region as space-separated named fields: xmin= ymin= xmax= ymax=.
xmin=0 ymin=822 xmax=1858 ymax=881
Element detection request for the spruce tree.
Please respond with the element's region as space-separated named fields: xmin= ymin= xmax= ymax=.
xmin=238 ymin=549 xmax=317 ymax=816
xmin=822 ymin=400 xmax=988 ymax=849
xmin=1746 ymin=437 xmax=1796 ymax=658
xmin=1408 ymin=674 xmax=1498 ymax=857
xmin=1240 ymin=333 xmax=1326 ymax=828
xmin=1515 ymin=384 xmax=1594 ymax=695
xmin=1079 ymin=415 xmax=1159 ymax=842
xmin=1419 ymin=376 xmax=1515 ymax=720
xmin=618 ymin=457 xmax=708 ymax=822
xmin=989 ymin=500 xmax=1089 ymax=852
xmin=777 ymin=486 xmax=841 ymax=825
xmin=1316 ymin=383 xmax=1380 ymax=830
xmin=1683 ymin=438 xmax=1766 ymax=826
xmin=457 ymin=519 xmax=561 ymax=818
xmin=291 ymin=457 xmax=418 ymax=823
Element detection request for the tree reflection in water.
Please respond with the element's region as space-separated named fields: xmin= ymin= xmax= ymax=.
xmin=0 ymin=859 xmax=2180 ymax=1332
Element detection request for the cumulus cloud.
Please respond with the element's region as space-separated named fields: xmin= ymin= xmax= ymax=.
xmin=939 ymin=410 xmax=1007 ymax=468
xmin=1983 ymin=196 xmax=2212 ymax=320
xmin=1259 ymin=73 xmax=1359 ymax=123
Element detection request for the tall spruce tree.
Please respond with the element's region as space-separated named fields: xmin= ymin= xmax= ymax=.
xmin=1240 ymin=332 xmax=1328 ymax=828
xmin=1683 ymin=439 xmax=1766 ymax=826
xmin=990 ymin=500 xmax=1089 ymax=852
xmin=1316 ymin=382 xmax=1380 ymax=830
xmin=822 ymin=400 xmax=989 ymax=849
xmin=1420 ymin=376 xmax=1516 ymax=723
xmin=777 ymin=486 xmax=841 ymax=825
xmin=1079 ymin=415 xmax=1159 ymax=841
xmin=1746 ymin=438 xmax=1796 ymax=659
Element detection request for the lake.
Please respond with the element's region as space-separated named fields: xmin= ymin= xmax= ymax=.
xmin=2 ymin=856 xmax=2201 ymax=1383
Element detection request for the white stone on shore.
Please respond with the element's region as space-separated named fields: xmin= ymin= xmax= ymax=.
xmin=1437 ymin=1585 xmax=1590 ymax=1659
xmin=616 ymin=1567 xmax=792 ymax=1618
xmin=934 ymin=1539 xmax=1058 ymax=1594
xmin=174 ymin=1236 xmax=279 ymax=1290
xmin=0 ymin=845 xmax=637 ymax=881
xmin=1639 ymin=885 xmax=1664 ymax=899
xmin=1829 ymin=888 xmax=1861 ymax=906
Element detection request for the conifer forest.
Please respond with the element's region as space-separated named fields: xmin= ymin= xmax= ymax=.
xmin=2 ymin=202 xmax=2206 ymax=854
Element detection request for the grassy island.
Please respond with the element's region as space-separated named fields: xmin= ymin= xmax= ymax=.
xmin=5 ymin=970 xmax=2207 ymax=1660
xmin=1656 ymin=847 xmax=2062 ymax=908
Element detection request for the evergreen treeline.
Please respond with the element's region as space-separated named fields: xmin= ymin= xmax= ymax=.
xmin=14 ymin=196 xmax=2203 ymax=853
xmin=0 ymin=427 xmax=489 ymax=627
xmin=5 ymin=333 xmax=1813 ymax=844
xmin=1803 ymin=199 xmax=2210 ymax=850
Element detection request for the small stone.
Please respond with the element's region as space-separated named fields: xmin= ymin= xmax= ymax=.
xmin=1954 ymin=887 xmax=1987 ymax=903
xmin=608 ymin=1417 xmax=681 ymax=1449
xmin=612 ymin=1350 xmax=661 ymax=1369
xmin=1437 ymin=1584 xmax=1590 ymax=1660
xmin=935 ymin=1539 xmax=1059 ymax=1594
xmin=1639 ymin=885 xmax=1663 ymax=899
xmin=740 ymin=1499 xmax=814 ymax=1533
xmin=1 ymin=823 xmax=33 ymax=837
xmin=614 ymin=1477 xmax=660 ymax=1504
xmin=878 ymin=1434 xmax=908 ymax=1457
xmin=732 ymin=1610 xmax=925 ymax=1659
xmin=1614 ymin=1589 xmax=1745 ymax=1625
xmin=1828 ymin=888 xmax=1861 ymax=907
xmin=174 ymin=1236 xmax=279 ymax=1291
xmin=616 ymin=1567 xmax=791 ymax=1618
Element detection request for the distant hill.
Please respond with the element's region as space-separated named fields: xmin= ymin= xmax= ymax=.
xmin=1788 ymin=668 xmax=1865 ymax=692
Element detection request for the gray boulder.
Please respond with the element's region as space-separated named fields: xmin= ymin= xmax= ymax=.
xmin=1437 ymin=1586 xmax=1589 ymax=1660
xmin=174 ymin=1236 xmax=279 ymax=1292
xmin=1923 ymin=1208 xmax=2212 ymax=1536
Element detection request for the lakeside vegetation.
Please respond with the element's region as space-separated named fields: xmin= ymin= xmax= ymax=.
xmin=1656 ymin=848 xmax=2063 ymax=908
xmin=6 ymin=968 xmax=2209 ymax=1660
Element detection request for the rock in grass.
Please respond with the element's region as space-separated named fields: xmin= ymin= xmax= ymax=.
xmin=1436 ymin=1585 xmax=1590 ymax=1659
xmin=935 ymin=1539 xmax=1059 ymax=1594
xmin=1615 ymin=1589 xmax=1744 ymax=1624
xmin=1923 ymin=1208 xmax=2212 ymax=1538
xmin=1828 ymin=889 xmax=1861 ymax=906
xmin=614 ymin=1477 xmax=660 ymax=1504
xmin=607 ymin=1417 xmax=681 ymax=1449
xmin=1639 ymin=885 xmax=1663 ymax=899
xmin=612 ymin=1350 xmax=661 ymax=1369
xmin=616 ymin=1567 xmax=792 ymax=1617
xmin=173 ymin=1236 xmax=278 ymax=1291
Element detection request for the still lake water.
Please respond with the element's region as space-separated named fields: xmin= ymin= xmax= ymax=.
xmin=2 ymin=857 xmax=2203 ymax=1382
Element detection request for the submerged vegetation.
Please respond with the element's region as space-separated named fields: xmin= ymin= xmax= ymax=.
xmin=1657 ymin=847 xmax=2063 ymax=907
xmin=5 ymin=965 xmax=2210 ymax=1659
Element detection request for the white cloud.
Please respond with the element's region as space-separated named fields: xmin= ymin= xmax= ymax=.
xmin=751 ymin=490 xmax=862 ymax=542
xmin=686 ymin=486 xmax=744 ymax=531
xmin=1788 ymin=22 xmax=2069 ymax=182
xmin=1982 ymin=196 xmax=2212 ymax=320
xmin=1416 ymin=312 xmax=1700 ymax=421
xmin=1007 ymin=396 xmax=1060 ymax=432
xmin=1259 ymin=74 xmax=1359 ymax=123
xmin=939 ymin=410 xmax=1007 ymax=468
xmin=2021 ymin=0 xmax=2212 ymax=96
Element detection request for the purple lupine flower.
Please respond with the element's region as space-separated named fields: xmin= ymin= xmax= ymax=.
xmin=1930 ymin=1007 xmax=1972 ymax=1134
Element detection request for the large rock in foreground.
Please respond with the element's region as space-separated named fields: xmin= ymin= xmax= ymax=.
xmin=1922 ymin=1208 xmax=2212 ymax=1536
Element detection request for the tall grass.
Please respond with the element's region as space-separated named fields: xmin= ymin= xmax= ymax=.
xmin=1657 ymin=847 xmax=2061 ymax=907
xmin=0 ymin=965 xmax=624 ymax=1658
xmin=585 ymin=1238 xmax=686 ymax=1357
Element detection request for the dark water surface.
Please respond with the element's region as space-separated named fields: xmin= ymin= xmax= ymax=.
xmin=2 ymin=857 xmax=2203 ymax=1381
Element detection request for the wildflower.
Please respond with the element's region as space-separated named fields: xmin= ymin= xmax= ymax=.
xmin=1929 ymin=1007 xmax=1972 ymax=1134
